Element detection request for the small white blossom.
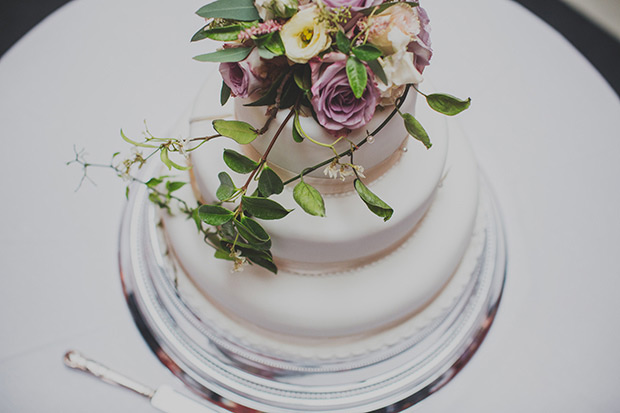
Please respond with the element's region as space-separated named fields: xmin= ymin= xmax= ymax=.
xmin=323 ymin=160 xmax=365 ymax=181
xmin=230 ymin=249 xmax=247 ymax=272
xmin=352 ymin=164 xmax=366 ymax=178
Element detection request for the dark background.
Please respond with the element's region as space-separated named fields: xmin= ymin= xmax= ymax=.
xmin=1 ymin=0 xmax=619 ymax=96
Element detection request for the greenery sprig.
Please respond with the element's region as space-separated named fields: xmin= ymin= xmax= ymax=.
xmin=74 ymin=0 xmax=473 ymax=274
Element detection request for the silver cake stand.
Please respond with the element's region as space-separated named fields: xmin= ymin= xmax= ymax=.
xmin=119 ymin=169 xmax=506 ymax=412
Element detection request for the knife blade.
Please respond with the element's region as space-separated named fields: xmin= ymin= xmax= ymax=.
xmin=64 ymin=350 xmax=221 ymax=413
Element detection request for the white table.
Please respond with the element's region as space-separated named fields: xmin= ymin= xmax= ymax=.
xmin=1 ymin=0 xmax=619 ymax=411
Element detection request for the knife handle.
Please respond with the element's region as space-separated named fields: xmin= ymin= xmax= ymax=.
xmin=64 ymin=350 xmax=155 ymax=398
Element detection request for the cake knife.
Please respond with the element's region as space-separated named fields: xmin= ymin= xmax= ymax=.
xmin=63 ymin=350 xmax=221 ymax=413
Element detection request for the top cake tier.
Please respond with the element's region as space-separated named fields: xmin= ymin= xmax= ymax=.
xmin=234 ymin=90 xmax=418 ymax=184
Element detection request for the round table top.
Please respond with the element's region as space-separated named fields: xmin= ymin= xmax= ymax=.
xmin=1 ymin=0 xmax=619 ymax=411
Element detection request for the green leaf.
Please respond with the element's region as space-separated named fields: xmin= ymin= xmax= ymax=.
xmin=146 ymin=177 xmax=163 ymax=188
xmin=367 ymin=59 xmax=387 ymax=85
xmin=354 ymin=179 xmax=393 ymax=221
xmin=196 ymin=0 xmax=260 ymax=21
xmin=191 ymin=25 xmax=210 ymax=42
xmin=193 ymin=47 xmax=252 ymax=63
xmin=401 ymin=112 xmax=432 ymax=149
xmin=214 ymin=249 xmax=236 ymax=261
xmin=241 ymin=249 xmax=277 ymax=273
xmin=292 ymin=111 xmax=304 ymax=143
xmin=279 ymin=76 xmax=301 ymax=109
xmin=292 ymin=126 xmax=304 ymax=143
xmin=241 ymin=196 xmax=291 ymax=220
xmin=223 ymin=149 xmax=259 ymax=174
xmin=191 ymin=208 xmax=202 ymax=232
xmin=255 ymin=32 xmax=285 ymax=56
xmin=247 ymin=254 xmax=277 ymax=274
xmin=166 ymin=181 xmax=186 ymax=193
xmin=336 ymin=31 xmax=351 ymax=54
xmin=198 ymin=204 xmax=235 ymax=226
xmin=120 ymin=129 xmax=157 ymax=148
xmin=221 ymin=236 xmax=271 ymax=252
xmin=292 ymin=110 xmax=312 ymax=143
xmin=293 ymin=181 xmax=325 ymax=217
xmin=293 ymin=65 xmax=312 ymax=92
xmin=346 ymin=56 xmax=367 ymax=99
xmin=220 ymin=220 xmax=237 ymax=240
xmin=426 ymin=93 xmax=471 ymax=116
xmin=258 ymin=167 xmax=283 ymax=197
xmin=216 ymin=171 xmax=236 ymax=201
xmin=213 ymin=119 xmax=258 ymax=144
xmin=148 ymin=192 xmax=165 ymax=208
xmin=221 ymin=81 xmax=232 ymax=106
xmin=352 ymin=44 xmax=382 ymax=61
xmin=235 ymin=217 xmax=271 ymax=248
xmin=257 ymin=47 xmax=278 ymax=60
xmin=192 ymin=24 xmax=244 ymax=42
xmin=160 ymin=147 xmax=191 ymax=171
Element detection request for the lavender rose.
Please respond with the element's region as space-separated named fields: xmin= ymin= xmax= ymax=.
xmin=219 ymin=49 xmax=265 ymax=98
xmin=310 ymin=53 xmax=380 ymax=135
xmin=322 ymin=0 xmax=382 ymax=9
xmin=408 ymin=6 xmax=433 ymax=74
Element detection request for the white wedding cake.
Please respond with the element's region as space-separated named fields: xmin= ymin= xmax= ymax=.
xmin=159 ymin=74 xmax=481 ymax=357
xmin=109 ymin=0 xmax=491 ymax=362
xmin=113 ymin=2 xmax=506 ymax=410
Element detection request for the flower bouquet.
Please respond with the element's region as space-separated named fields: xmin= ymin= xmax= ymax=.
xmin=84 ymin=0 xmax=470 ymax=274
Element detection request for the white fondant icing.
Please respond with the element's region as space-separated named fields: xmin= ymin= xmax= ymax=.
xmin=163 ymin=119 xmax=479 ymax=338
xmin=189 ymin=78 xmax=448 ymax=268
xmin=234 ymin=93 xmax=417 ymax=178
xmin=167 ymin=197 xmax=486 ymax=361
xmin=188 ymin=73 xmax=417 ymax=182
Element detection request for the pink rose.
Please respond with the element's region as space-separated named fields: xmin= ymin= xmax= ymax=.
xmin=409 ymin=6 xmax=432 ymax=74
xmin=310 ymin=53 xmax=380 ymax=135
xmin=219 ymin=49 xmax=265 ymax=98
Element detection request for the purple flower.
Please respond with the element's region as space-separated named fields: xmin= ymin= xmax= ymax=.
xmin=322 ymin=0 xmax=382 ymax=10
xmin=310 ymin=53 xmax=380 ymax=135
xmin=408 ymin=6 xmax=433 ymax=74
xmin=219 ymin=49 xmax=264 ymax=98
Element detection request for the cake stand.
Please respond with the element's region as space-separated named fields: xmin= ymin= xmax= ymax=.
xmin=119 ymin=150 xmax=506 ymax=412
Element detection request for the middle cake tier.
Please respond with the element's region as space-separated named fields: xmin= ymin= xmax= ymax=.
xmin=189 ymin=79 xmax=449 ymax=272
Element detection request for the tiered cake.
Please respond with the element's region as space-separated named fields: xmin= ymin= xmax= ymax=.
xmin=117 ymin=1 xmax=506 ymax=410
xmin=160 ymin=75 xmax=481 ymax=355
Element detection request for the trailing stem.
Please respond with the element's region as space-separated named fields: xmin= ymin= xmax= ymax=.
xmin=282 ymin=84 xmax=411 ymax=185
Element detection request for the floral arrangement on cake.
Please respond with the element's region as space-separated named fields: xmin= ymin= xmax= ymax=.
xmin=72 ymin=0 xmax=470 ymax=273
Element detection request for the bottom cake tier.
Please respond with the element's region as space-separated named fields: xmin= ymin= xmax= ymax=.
xmin=119 ymin=110 xmax=506 ymax=412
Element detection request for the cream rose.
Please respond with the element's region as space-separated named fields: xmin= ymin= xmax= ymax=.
xmin=377 ymin=51 xmax=424 ymax=105
xmin=368 ymin=4 xmax=421 ymax=55
xmin=280 ymin=5 xmax=331 ymax=64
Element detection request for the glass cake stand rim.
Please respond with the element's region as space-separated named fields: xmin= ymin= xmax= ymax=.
xmin=119 ymin=171 xmax=507 ymax=412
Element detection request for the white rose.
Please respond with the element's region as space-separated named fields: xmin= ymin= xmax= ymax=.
xmin=254 ymin=0 xmax=275 ymax=21
xmin=255 ymin=0 xmax=298 ymax=20
xmin=280 ymin=5 xmax=331 ymax=64
xmin=383 ymin=51 xmax=424 ymax=86
xmin=272 ymin=0 xmax=298 ymax=18
xmin=378 ymin=51 xmax=423 ymax=105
